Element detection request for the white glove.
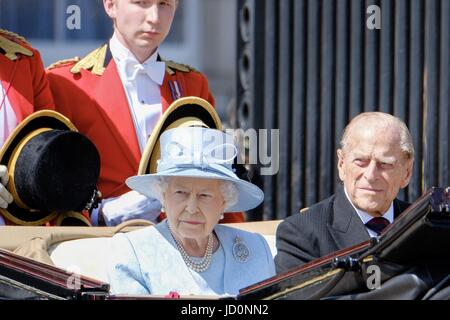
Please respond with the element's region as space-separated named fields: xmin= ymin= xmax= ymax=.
xmin=0 ymin=165 xmax=13 ymax=209
xmin=99 ymin=190 xmax=162 ymax=226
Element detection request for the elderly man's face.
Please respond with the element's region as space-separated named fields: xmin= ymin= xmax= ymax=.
xmin=337 ymin=125 xmax=413 ymax=217
xmin=164 ymin=177 xmax=225 ymax=243
xmin=104 ymin=0 xmax=177 ymax=62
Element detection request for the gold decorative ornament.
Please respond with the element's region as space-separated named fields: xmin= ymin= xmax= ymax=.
xmin=47 ymin=57 xmax=81 ymax=70
xmin=162 ymin=58 xmax=197 ymax=76
xmin=0 ymin=33 xmax=33 ymax=61
xmin=70 ymin=44 xmax=107 ymax=75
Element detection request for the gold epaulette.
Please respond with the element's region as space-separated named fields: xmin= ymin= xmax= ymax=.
xmin=0 ymin=29 xmax=30 ymax=46
xmin=0 ymin=29 xmax=33 ymax=61
xmin=163 ymin=59 xmax=198 ymax=76
xmin=47 ymin=57 xmax=81 ymax=70
xmin=70 ymin=44 xmax=108 ymax=76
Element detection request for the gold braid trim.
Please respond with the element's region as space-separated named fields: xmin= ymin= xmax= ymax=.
xmin=0 ymin=29 xmax=30 ymax=46
xmin=47 ymin=57 xmax=81 ymax=70
xmin=162 ymin=58 xmax=197 ymax=76
xmin=55 ymin=211 xmax=92 ymax=226
xmin=0 ymin=33 xmax=33 ymax=61
xmin=70 ymin=44 xmax=108 ymax=76
xmin=0 ymin=208 xmax=58 ymax=226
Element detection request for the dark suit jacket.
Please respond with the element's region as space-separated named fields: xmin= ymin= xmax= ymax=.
xmin=274 ymin=186 xmax=410 ymax=273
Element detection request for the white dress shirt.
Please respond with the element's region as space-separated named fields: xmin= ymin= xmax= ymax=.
xmin=0 ymin=81 xmax=17 ymax=147
xmin=109 ymin=33 xmax=166 ymax=153
xmin=91 ymin=35 xmax=165 ymax=226
xmin=344 ymin=187 xmax=394 ymax=238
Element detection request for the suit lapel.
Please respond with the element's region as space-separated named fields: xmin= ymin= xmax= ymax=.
xmin=327 ymin=186 xmax=370 ymax=250
xmin=93 ymin=59 xmax=141 ymax=166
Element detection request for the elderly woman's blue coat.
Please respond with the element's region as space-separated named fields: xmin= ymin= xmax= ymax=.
xmin=107 ymin=220 xmax=275 ymax=296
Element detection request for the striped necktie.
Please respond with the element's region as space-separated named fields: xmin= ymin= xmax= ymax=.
xmin=365 ymin=217 xmax=390 ymax=235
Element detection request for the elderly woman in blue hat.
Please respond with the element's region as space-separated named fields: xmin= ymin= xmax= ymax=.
xmin=107 ymin=127 xmax=275 ymax=296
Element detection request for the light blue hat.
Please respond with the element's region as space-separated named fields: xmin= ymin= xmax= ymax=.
xmin=126 ymin=127 xmax=264 ymax=212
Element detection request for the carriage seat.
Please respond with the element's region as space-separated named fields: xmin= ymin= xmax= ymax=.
xmin=51 ymin=220 xmax=281 ymax=283
xmin=1 ymin=220 xmax=281 ymax=284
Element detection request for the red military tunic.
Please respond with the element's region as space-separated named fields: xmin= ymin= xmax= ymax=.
xmin=0 ymin=30 xmax=59 ymax=225
xmin=47 ymin=44 xmax=244 ymax=223
xmin=0 ymin=30 xmax=54 ymax=125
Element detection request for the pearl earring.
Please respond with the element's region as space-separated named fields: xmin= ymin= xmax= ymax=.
xmin=161 ymin=206 xmax=166 ymax=213
xmin=220 ymin=213 xmax=224 ymax=220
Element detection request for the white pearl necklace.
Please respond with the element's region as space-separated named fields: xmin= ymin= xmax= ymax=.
xmin=168 ymin=224 xmax=214 ymax=273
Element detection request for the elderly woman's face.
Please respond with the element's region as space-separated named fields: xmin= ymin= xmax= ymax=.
xmin=164 ymin=177 xmax=225 ymax=241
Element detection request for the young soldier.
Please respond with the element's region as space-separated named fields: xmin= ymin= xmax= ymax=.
xmin=47 ymin=0 xmax=244 ymax=225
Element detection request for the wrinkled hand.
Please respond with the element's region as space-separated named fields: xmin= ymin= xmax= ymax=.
xmin=101 ymin=190 xmax=162 ymax=226
xmin=0 ymin=165 xmax=13 ymax=209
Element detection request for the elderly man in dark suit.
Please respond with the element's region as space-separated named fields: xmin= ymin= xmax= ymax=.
xmin=275 ymin=112 xmax=415 ymax=273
